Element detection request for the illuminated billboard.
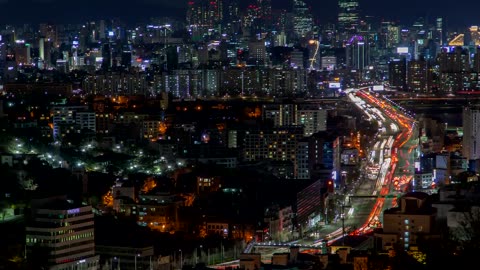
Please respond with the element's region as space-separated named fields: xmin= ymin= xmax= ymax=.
xmin=372 ymin=85 xmax=384 ymax=91
xmin=329 ymin=82 xmax=341 ymax=88
xmin=397 ymin=47 xmax=409 ymax=54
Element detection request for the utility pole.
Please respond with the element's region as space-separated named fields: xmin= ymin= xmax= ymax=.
xmin=341 ymin=202 xmax=351 ymax=246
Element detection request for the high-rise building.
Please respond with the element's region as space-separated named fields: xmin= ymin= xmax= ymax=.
xmin=338 ymin=0 xmax=360 ymax=41
xmin=248 ymin=40 xmax=268 ymax=65
xmin=380 ymin=21 xmax=400 ymax=49
xmin=14 ymin=42 xmax=31 ymax=66
xmin=0 ymin=35 xmax=5 ymax=82
xmin=25 ymin=197 xmax=99 ymax=269
xmin=292 ymin=0 xmax=313 ymax=39
xmin=407 ymin=59 xmax=429 ymax=92
xmin=222 ymin=0 xmax=241 ymax=34
xmin=257 ymin=0 xmax=272 ymax=31
xmin=290 ymin=49 xmax=305 ymax=69
xmin=297 ymin=106 xmax=327 ymax=136
xmin=345 ymin=35 xmax=369 ymax=70
xmin=202 ymin=69 xmax=220 ymax=96
xmin=186 ymin=0 xmax=223 ymax=37
xmin=388 ymin=58 xmax=407 ymax=90
xmin=39 ymin=23 xmax=58 ymax=47
xmin=262 ymin=103 xmax=327 ymax=136
xmin=434 ymin=17 xmax=445 ymax=46
xmin=437 ymin=47 xmax=470 ymax=93
xmin=296 ymin=140 xmax=310 ymax=179
xmin=463 ymin=105 xmax=480 ymax=161
xmin=258 ymin=0 xmax=272 ymax=20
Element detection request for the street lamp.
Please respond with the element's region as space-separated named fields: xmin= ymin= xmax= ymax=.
xmin=134 ymin=253 xmax=140 ymax=270
xmin=179 ymin=249 xmax=183 ymax=269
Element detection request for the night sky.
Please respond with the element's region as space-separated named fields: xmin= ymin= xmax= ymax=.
xmin=0 ymin=0 xmax=476 ymax=29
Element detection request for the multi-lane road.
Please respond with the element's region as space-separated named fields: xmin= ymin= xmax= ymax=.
xmin=211 ymin=88 xmax=418 ymax=267
xmin=348 ymin=88 xmax=416 ymax=234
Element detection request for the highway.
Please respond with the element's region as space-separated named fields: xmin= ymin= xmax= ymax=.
xmin=348 ymin=88 xmax=416 ymax=235
xmin=211 ymin=88 xmax=418 ymax=267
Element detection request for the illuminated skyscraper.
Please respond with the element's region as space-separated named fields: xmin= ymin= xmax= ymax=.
xmin=187 ymin=0 xmax=223 ymax=38
xmin=0 ymin=35 xmax=5 ymax=82
xmin=380 ymin=21 xmax=400 ymax=49
xmin=258 ymin=0 xmax=272 ymax=20
xmin=222 ymin=0 xmax=241 ymax=34
xmin=292 ymin=0 xmax=313 ymax=39
xmin=345 ymin=35 xmax=369 ymax=70
xmin=434 ymin=17 xmax=445 ymax=46
xmin=186 ymin=0 xmax=223 ymax=28
xmin=257 ymin=0 xmax=272 ymax=31
xmin=338 ymin=0 xmax=360 ymax=39
xmin=39 ymin=23 xmax=58 ymax=47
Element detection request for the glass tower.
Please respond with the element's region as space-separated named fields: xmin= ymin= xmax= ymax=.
xmin=338 ymin=0 xmax=360 ymax=34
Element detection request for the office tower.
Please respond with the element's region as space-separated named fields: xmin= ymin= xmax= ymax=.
xmin=272 ymin=8 xmax=288 ymax=33
xmin=257 ymin=0 xmax=272 ymax=31
xmin=39 ymin=37 xmax=45 ymax=61
xmin=39 ymin=23 xmax=58 ymax=47
xmin=338 ymin=0 xmax=360 ymax=40
xmin=258 ymin=0 xmax=272 ymax=19
xmin=99 ymin=20 xmax=106 ymax=40
xmin=101 ymin=43 xmax=111 ymax=70
xmin=208 ymin=0 xmax=223 ymax=24
xmin=407 ymin=59 xmax=428 ymax=92
xmin=290 ymin=49 xmax=305 ymax=69
xmin=25 ymin=197 xmax=99 ymax=269
xmin=437 ymin=47 xmax=470 ymax=93
xmin=388 ymin=58 xmax=407 ymax=90
xmin=434 ymin=17 xmax=445 ymax=46
xmin=292 ymin=0 xmax=313 ymax=39
xmin=0 ymin=35 xmax=5 ymax=82
xmin=248 ymin=39 xmax=268 ymax=65
xmin=469 ymin=26 xmax=480 ymax=46
xmin=463 ymin=105 xmax=480 ymax=161
xmin=345 ymin=35 xmax=369 ymax=70
xmin=242 ymin=4 xmax=260 ymax=37
xmin=121 ymin=44 xmax=132 ymax=69
xmin=222 ymin=0 xmax=241 ymax=34
xmin=14 ymin=42 xmax=31 ymax=66
xmin=380 ymin=21 xmax=399 ymax=49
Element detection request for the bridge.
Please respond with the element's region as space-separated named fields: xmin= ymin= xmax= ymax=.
xmin=348 ymin=195 xmax=397 ymax=199
xmin=253 ymin=242 xmax=325 ymax=249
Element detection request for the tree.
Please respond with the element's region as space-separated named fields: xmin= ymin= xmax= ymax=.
xmin=452 ymin=204 xmax=480 ymax=250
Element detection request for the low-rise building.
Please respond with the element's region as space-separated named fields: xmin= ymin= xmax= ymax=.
xmin=375 ymin=192 xmax=439 ymax=250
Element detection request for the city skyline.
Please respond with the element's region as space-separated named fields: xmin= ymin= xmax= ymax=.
xmin=0 ymin=0 xmax=478 ymax=29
